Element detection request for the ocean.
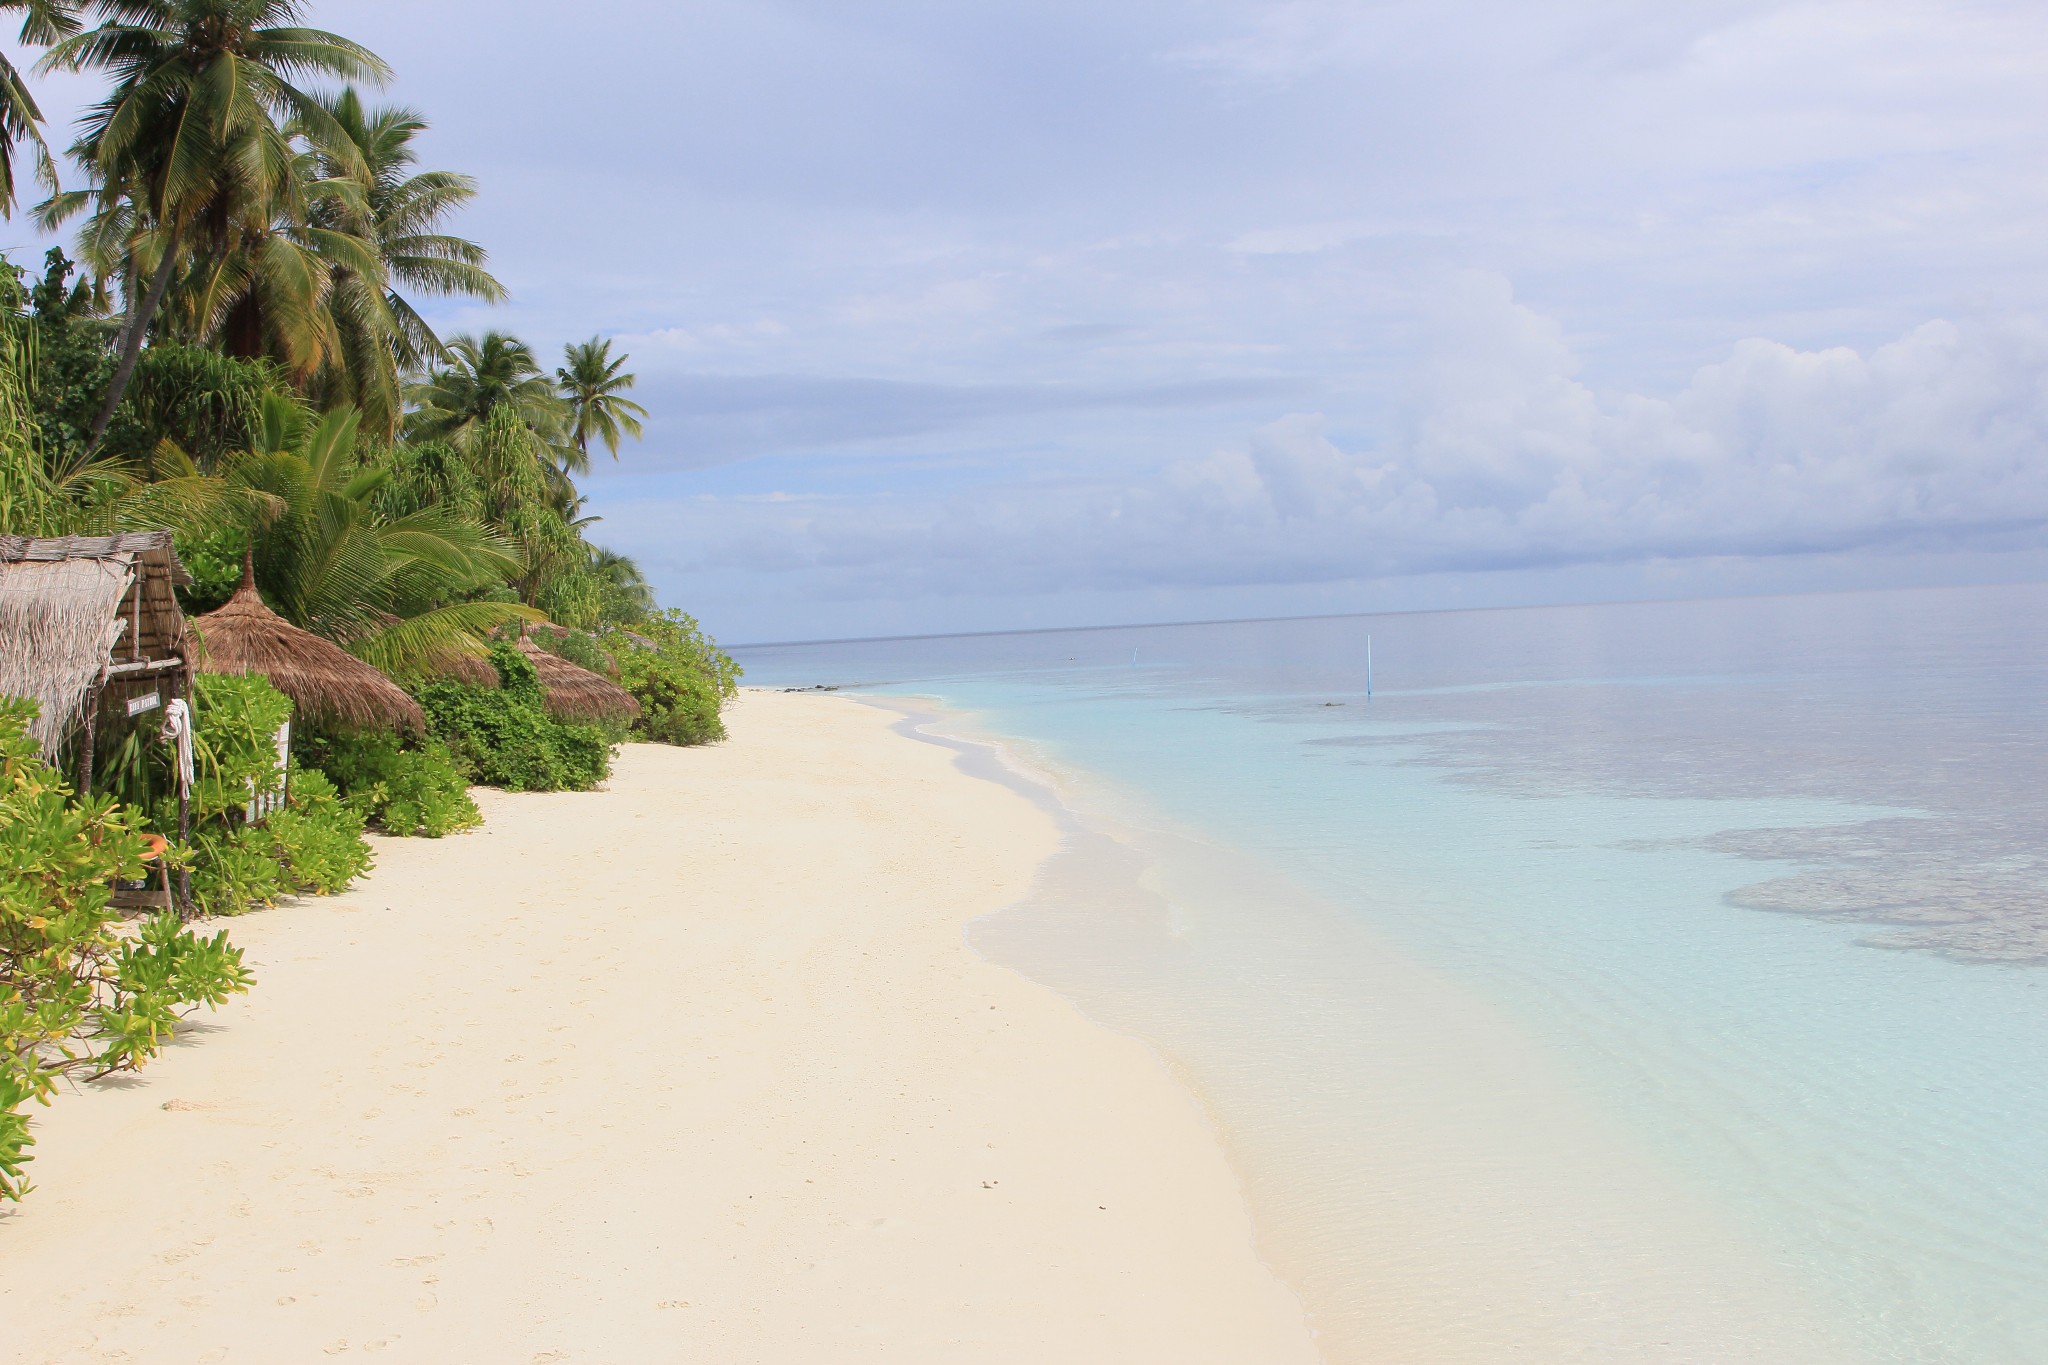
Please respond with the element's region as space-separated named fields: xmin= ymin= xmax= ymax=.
xmin=732 ymin=583 xmax=2048 ymax=1363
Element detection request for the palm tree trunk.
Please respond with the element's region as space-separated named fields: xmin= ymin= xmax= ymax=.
xmin=86 ymin=222 xmax=183 ymax=452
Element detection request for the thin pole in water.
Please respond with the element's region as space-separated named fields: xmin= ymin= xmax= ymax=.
xmin=1366 ymin=634 xmax=1374 ymax=700
xmin=1132 ymin=647 xmax=1138 ymax=667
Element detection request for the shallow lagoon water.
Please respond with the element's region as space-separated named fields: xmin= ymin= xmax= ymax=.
xmin=736 ymin=584 xmax=2048 ymax=1362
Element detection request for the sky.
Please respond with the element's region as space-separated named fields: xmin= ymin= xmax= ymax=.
xmin=12 ymin=0 xmax=2048 ymax=642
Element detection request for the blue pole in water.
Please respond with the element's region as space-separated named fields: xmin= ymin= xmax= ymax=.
xmin=1366 ymin=634 xmax=1374 ymax=700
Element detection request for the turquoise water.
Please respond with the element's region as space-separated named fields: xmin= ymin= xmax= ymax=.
xmin=736 ymin=585 xmax=2048 ymax=1362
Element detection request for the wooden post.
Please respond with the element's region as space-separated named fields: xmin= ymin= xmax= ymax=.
xmin=172 ymin=670 xmax=192 ymax=917
xmin=76 ymin=686 xmax=97 ymax=794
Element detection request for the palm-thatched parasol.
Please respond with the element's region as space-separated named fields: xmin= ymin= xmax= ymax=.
xmin=436 ymin=651 xmax=500 ymax=688
xmin=516 ymin=636 xmax=640 ymax=723
xmin=194 ymin=561 xmax=424 ymax=733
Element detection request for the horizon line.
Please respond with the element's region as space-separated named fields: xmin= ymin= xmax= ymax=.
xmin=718 ymin=575 xmax=2035 ymax=651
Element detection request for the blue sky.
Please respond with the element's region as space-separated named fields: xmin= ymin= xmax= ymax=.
xmin=14 ymin=1 xmax=2048 ymax=641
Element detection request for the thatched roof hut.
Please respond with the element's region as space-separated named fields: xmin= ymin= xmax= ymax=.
xmin=516 ymin=636 xmax=640 ymax=723
xmin=194 ymin=564 xmax=424 ymax=733
xmin=0 ymin=533 xmax=192 ymax=760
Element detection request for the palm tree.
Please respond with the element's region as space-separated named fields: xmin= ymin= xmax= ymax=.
xmin=36 ymin=0 xmax=390 ymax=447
xmin=310 ymin=89 xmax=504 ymax=382
xmin=408 ymin=330 xmax=568 ymax=452
xmin=556 ymin=335 xmax=646 ymax=471
xmin=0 ymin=1 xmax=75 ymax=216
xmin=171 ymin=141 xmax=392 ymax=396
xmin=222 ymin=398 xmax=533 ymax=674
xmin=588 ymin=546 xmax=655 ymax=622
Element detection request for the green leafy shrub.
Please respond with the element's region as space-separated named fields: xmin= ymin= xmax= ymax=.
xmin=171 ymin=523 xmax=247 ymax=615
xmin=179 ymin=675 xmax=374 ymax=915
xmin=304 ymin=731 xmax=481 ymax=837
xmin=0 ymin=698 xmax=253 ymax=1202
xmin=413 ymin=642 xmax=612 ymax=792
xmin=602 ymin=609 xmax=741 ymax=747
xmin=267 ymin=770 xmax=372 ymax=893
xmin=188 ymin=771 xmax=372 ymax=915
xmin=187 ymin=825 xmax=286 ymax=915
xmin=187 ymin=673 xmax=292 ymax=822
xmin=545 ymin=627 xmax=614 ymax=676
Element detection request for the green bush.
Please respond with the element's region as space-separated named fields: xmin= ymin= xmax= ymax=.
xmin=187 ymin=673 xmax=292 ymax=823
xmin=188 ymin=771 xmax=372 ymax=916
xmin=303 ymin=731 xmax=481 ymax=837
xmin=187 ymin=824 xmax=285 ymax=915
xmin=171 ymin=524 xmax=247 ymax=615
xmin=0 ymin=697 xmax=253 ymax=1202
xmin=546 ymin=627 xmax=614 ymax=677
xmin=179 ymin=675 xmax=375 ymax=915
xmin=413 ymin=642 xmax=613 ymax=792
xmin=267 ymin=771 xmax=372 ymax=893
xmin=602 ymin=609 xmax=741 ymax=747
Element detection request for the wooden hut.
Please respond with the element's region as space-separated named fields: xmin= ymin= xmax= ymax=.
xmin=0 ymin=532 xmax=193 ymax=766
xmin=515 ymin=636 xmax=640 ymax=723
xmin=193 ymin=561 xmax=425 ymax=734
xmin=0 ymin=532 xmax=195 ymax=911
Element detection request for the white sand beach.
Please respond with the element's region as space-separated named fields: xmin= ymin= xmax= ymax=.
xmin=0 ymin=690 xmax=1317 ymax=1363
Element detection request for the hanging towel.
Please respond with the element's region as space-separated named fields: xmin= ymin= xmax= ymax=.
xmin=160 ymin=698 xmax=195 ymax=797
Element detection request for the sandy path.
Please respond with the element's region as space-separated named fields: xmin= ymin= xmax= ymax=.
xmin=1 ymin=691 xmax=1317 ymax=1364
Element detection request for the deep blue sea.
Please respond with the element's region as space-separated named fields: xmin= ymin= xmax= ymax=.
xmin=733 ymin=584 xmax=2048 ymax=1364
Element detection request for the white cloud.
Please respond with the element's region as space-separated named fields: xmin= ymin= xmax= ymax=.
xmin=652 ymin=277 xmax=2048 ymax=596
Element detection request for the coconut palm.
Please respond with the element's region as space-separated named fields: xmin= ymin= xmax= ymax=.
xmin=36 ymin=0 xmax=390 ymax=447
xmin=556 ymin=335 xmax=645 ymax=471
xmin=0 ymin=1 xmax=76 ymax=216
xmin=170 ymin=144 xmax=392 ymax=400
xmin=587 ymin=546 xmax=655 ymax=622
xmin=407 ymin=331 xmax=565 ymax=447
xmin=309 ymin=89 xmax=504 ymax=381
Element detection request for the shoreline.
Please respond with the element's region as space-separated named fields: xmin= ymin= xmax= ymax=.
xmin=880 ymin=688 xmax=1859 ymax=1365
xmin=0 ymin=691 xmax=1317 ymax=1363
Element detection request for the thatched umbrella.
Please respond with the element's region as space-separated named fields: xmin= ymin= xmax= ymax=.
xmin=515 ymin=636 xmax=640 ymax=723
xmin=194 ymin=562 xmax=424 ymax=733
xmin=437 ymin=651 xmax=500 ymax=688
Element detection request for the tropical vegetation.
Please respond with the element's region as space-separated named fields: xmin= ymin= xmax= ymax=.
xmin=1 ymin=697 xmax=253 ymax=1201
xmin=0 ymin=0 xmax=739 ymax=1201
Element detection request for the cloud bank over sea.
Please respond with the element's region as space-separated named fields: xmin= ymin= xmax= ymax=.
xmin=616 ymin=276 xmax=2048 ymax=600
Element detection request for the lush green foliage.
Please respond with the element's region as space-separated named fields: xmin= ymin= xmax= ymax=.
xmin=187 ymin=768 xmax=372 ymax=916
xmin=180 ymin=675 xmax=373 ymax=915
xmin=224 ymin=400 xmax=534 ymax=672
xmin=0 ymin=0 xmax=749 ymax=1204
xmin=304 ymin=730 xmax=480 ymax=838
xmin=414 ymin=642 xmax=612 ymax=792
xmin=185 ymin=674 xmax=292 ymax=825
xmin=1 ymin=697 xmax=253 ymax=1202
xmin=604 ymin=609 xmax=743 ymax=747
